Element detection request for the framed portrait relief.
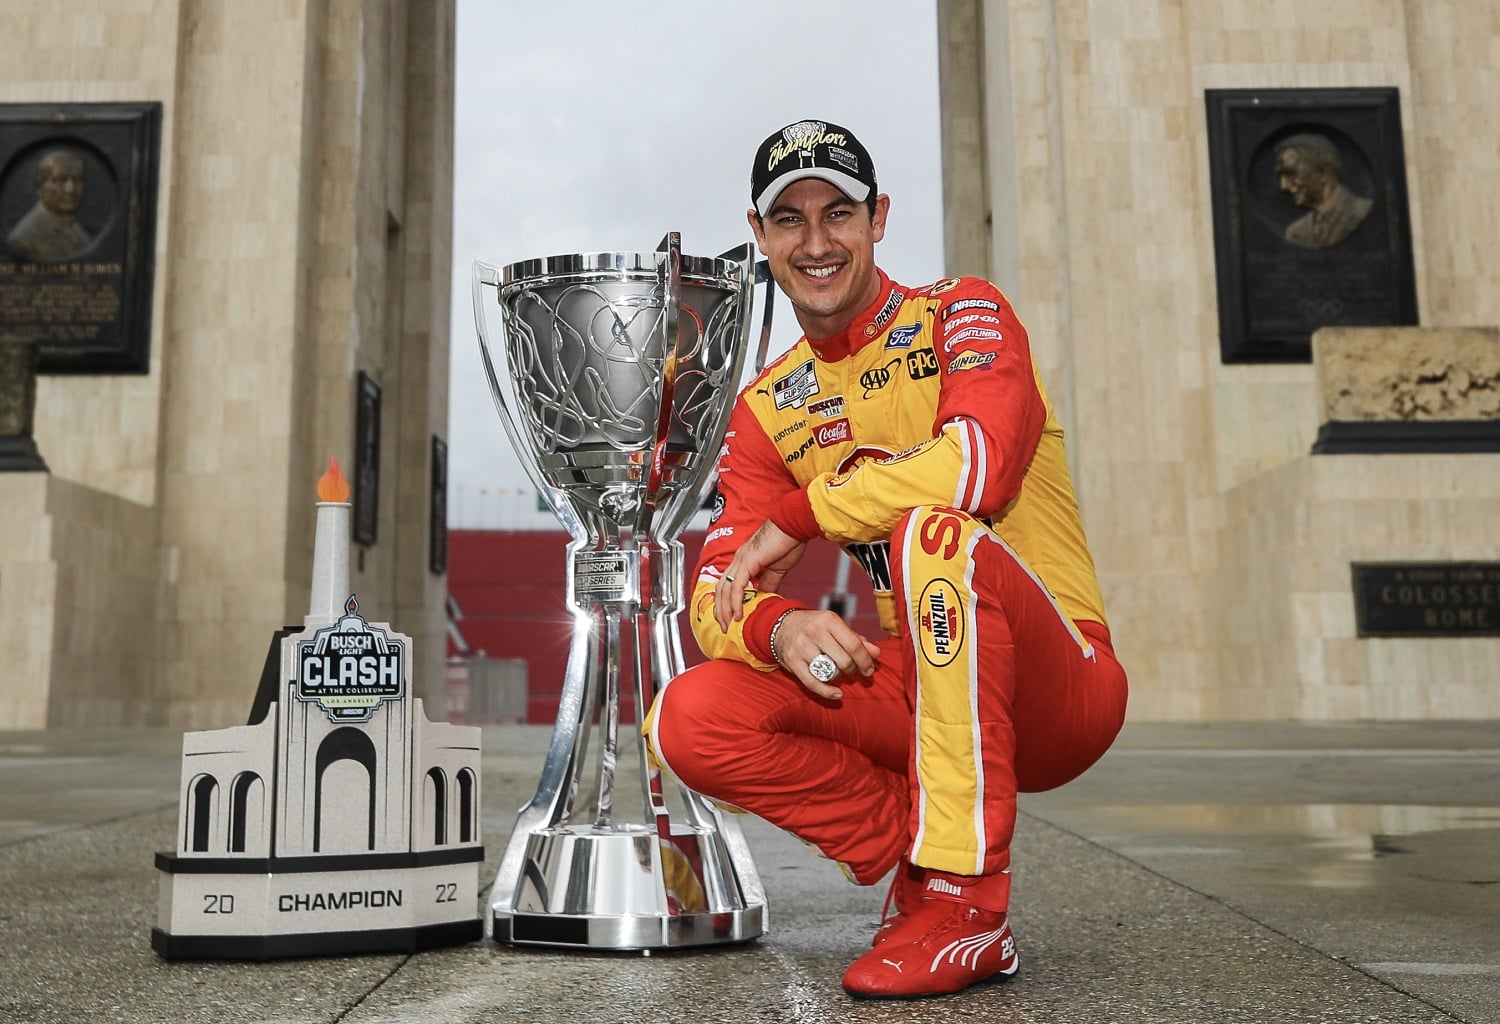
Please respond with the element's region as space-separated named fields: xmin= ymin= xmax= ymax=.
xmin=1205 ymin=88 xmax=1417 ymax=363
xmin=0 ymin=102 xmax=161 ymax=373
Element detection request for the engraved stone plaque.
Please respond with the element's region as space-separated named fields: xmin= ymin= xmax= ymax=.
xmin=0 ymin=102 xmax=161 ymax=373
xmin=1206 ymin=88 xmax=1416 ymax=363
xmin=1352 ymin=562 xmax=1500 ymax=637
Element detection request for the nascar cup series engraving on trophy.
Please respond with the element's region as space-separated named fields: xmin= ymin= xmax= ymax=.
xmin=472 ymin=234 xmax=769 ymax=949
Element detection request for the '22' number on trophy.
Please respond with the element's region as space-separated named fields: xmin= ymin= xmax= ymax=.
xmin=434 ymin=883 xmax=457 ymax=903
xmin=203 ymin=893 xmax=235 ymax=914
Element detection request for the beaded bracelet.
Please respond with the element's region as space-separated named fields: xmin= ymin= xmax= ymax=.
xmin=767 ymin=610 xmax=795 ymax=666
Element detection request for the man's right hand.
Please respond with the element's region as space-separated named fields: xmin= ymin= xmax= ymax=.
xmin=772 ymin=609 xmax=882 ymax=701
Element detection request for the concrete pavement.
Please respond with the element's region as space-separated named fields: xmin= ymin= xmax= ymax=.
xmin=2 ymin=721 xmax=1497 ymax=1023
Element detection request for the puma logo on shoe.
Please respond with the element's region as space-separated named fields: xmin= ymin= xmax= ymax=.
xmin=925 ymin=877 xmax=963 ymax=897
xmin=881 ymin=959 xmax=904 ymax=972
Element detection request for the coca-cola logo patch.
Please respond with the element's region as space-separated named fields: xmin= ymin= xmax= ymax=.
xmin=814 ymin=419 xmax=852 ymax=448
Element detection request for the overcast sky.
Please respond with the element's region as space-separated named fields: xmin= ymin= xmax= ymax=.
xmin=447 ymin=0 xmax=943 ymax=528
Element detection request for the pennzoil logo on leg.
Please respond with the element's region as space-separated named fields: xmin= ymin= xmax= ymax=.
xmin=917 ymin=578 xmax=966 ymax=668
xmin=296 ymin=595 xmax=406 ymax=722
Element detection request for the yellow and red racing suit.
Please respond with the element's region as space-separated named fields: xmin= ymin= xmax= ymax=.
xmin=646 ymin=270 xmax=1127 ymax=898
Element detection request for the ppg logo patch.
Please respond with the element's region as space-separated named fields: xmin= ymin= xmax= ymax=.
xmin=773 ymin=359 xmax=820 ymax=410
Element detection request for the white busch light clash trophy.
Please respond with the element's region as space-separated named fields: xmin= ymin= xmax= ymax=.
xmin=472 ymin=233 xmax=771 ymax=949
xmin=152 ymin=459 xmax=483 ymax=959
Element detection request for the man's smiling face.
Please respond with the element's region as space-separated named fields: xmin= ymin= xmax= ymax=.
xmin=749 ymin=177 xmax=888 ymax=340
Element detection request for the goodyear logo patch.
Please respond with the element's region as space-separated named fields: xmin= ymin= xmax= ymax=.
xmin=917 ymin=578 xmax=966 ymax=668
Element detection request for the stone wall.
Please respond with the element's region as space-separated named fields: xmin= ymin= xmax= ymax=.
xmin=0 ymin=0 xmax=454 ymax=728
xmin=940 ymin=0 xmax=1500 ymax=719
xmin=1315 ymin=327 xmax=1500 ymax=422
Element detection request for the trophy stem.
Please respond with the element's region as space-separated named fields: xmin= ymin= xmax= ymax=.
xmin=489 ymin=534 xmax=765 ymax=949
xmin=593 ymin=604 xmax=621 ymax=827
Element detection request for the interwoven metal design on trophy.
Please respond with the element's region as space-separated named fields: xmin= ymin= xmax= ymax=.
xmin=497 ymin=249 xmax=741 ymax=533
xmin=472 ymin=234 xmax=768 ymax=950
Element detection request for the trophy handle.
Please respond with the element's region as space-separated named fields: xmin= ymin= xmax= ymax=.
xmin=648 ymin=242 xmax=763 ymax=545
xmin=640 ymin=232 xmax=685 ymax=522
xmin=471 ymin=260 xmax=586 ymax=539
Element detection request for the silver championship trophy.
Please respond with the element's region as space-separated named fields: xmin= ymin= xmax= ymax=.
xmin=472 ymin=234 xmax=772 ymax=949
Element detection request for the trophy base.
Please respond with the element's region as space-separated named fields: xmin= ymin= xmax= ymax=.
xmin=493 ymin=904 xmax=765 ymax=951
xmin=491 ymin=824 xmax=766 ymax=950
xmin=153 ymin=849 xmax=484 ymax=961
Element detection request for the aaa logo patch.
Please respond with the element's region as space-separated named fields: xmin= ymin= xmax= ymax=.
xmin=917 ymin=578 xmax=966 ymax=668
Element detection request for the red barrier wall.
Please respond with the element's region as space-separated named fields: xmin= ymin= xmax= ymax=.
xmin=446 ymin=530 xmax=881 ymax=723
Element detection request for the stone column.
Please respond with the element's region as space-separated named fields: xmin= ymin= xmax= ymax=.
xmin=0 ymin=335 xmax=47 ymax=472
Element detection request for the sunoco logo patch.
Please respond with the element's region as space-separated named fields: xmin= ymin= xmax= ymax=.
xmin=917 ymin=578 xmax=965 ymax=668
xmin=296 ymin=596 xmax=406 ymax=722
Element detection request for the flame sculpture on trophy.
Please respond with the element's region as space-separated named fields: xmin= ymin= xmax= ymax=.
xmin=152 ymin=458 xmax=483 ymax=959
xmin=473 ymin=234 xmax=772 ymax=950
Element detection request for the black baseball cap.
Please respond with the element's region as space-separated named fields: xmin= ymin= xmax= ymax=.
xmin=750 ymin=119 xmax=877 ymax=217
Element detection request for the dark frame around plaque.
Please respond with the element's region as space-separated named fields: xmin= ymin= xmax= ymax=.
xmin=1205 ymin=88 xmax=1417 ymax=364
xmin=1351 ymin=562 xmax=1500 ymax=638
xmin=354 ymin=371 xmax=381 ymax=546
xmin=429 ymin=435 xmax=448 ymax=575
xmin=0 ymin=102 xmax=162 ymax=373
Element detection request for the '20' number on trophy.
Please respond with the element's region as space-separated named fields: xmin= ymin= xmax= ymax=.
xmin=203 ymin=893 xmax=236 ymax=914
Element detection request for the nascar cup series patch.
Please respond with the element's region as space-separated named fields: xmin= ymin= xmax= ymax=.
xmin=773 ymin=359 xmax=820 ymax=409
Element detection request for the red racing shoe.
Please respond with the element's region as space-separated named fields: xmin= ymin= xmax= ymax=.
xmin=843 ymin=872 xmax=1018 ymax=999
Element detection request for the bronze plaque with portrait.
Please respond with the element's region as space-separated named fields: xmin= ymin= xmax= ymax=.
xmin=0 ymin=102 xmax=161 ymax=373
xmin=1205 ymin=88 xmax=1417 ymax=363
